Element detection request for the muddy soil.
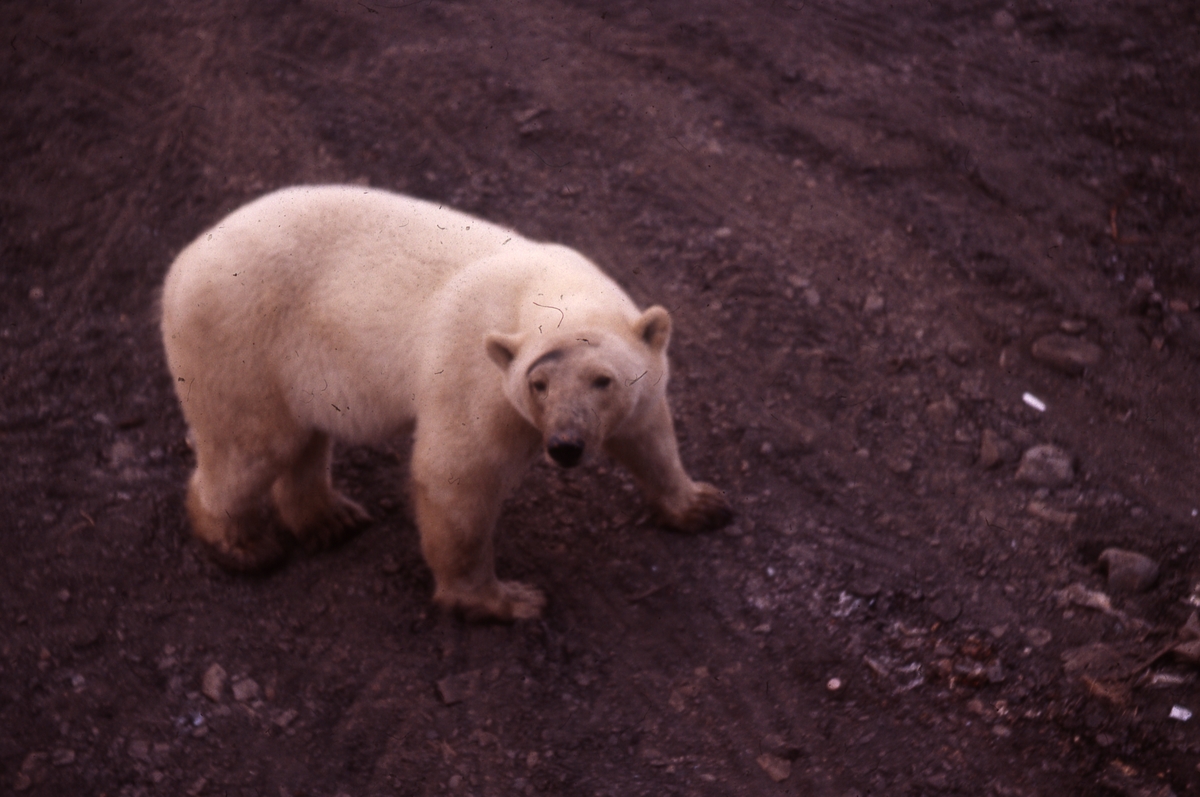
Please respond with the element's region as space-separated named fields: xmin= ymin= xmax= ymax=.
xmin=3 ymin=1 xmax=1200 ymax=795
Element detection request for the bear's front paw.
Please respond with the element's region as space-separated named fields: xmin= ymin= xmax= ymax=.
xmin=659 ymin=482 xmax=733 ymax=534
xmin=436 ymin=579 xmax=547 ymax=622
xmin=200 ymin=532 xmax=290 ymax=574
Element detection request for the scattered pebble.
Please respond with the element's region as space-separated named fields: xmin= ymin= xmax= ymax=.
xmin=1059 ymin=319 xmax=1088 ymax=334
xmin=756 ymin=752 xmax=792 ymax=783
xmin=978 ymin=429 xmax=1012 ymax=469
xmin=930 ymin=594 xmax=962 ymax=622
xmin=274 ymin=708 xmax=299 ymax=728
xmin=1053 ymin=584 xmax=1132 ymax=625
xmin=232 ymin=677 xmax=261 ymax=702
xmin=1171 ymin=613 xmax=1200 ymax=663
xmin=1170 ymin=705 xmax=1193 ymax=722
xmin=437 ymin=670 xmax=482 ymax=706
xmin=1062 ymin=643 xmax=1124 ymax=678
xmin=29 ymin=286 xmax=45 ymax=301
xmin=1025 ymin=628 xmax=1053 ymax=647
xmin=992 ymin=9 xmax=1016 ymax=31
xmin=826 ymin=677 xmax=843 ymax=692
xmin=1015 ymin=444 xmax=1074 ymax=487
xmin=50 ymin=748 xmax=75 ymax=766
xmin=1026 ymin=500 xmax=1077 ymax=527
xmin=863 ymin=292 xmax=885 ymax=314
xmin=12 ymin=752 xmax=47 ymax=791
xmin=946 ymin=339 xmax=974 ymax=366
xmin=110 ymin=440 xmax=138 ymax=466
xmin=1098 ymin=548 xmax=1159 ymax=593
xmin=1030 ymin=333 xmax=1103 ymax=374
xmin=201 ymin=663 xmax=227 ymax=702
xmin=1021 ymin=392 xmax=1046 ymax=412
xmin=128 ymin=739 xmax=151 ymax=762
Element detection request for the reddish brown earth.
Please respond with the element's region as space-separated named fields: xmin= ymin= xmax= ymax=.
xmin=3 ymin=2 xmax=1200 ymax=795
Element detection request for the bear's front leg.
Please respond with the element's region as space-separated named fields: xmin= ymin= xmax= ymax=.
xmin=605 ymin=397 xmax=733 ymax=533
xmin=410 ymin=466 xmax=545 ymax=622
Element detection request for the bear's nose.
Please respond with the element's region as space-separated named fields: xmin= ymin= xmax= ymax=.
xmin=547 ymin=434 xmax=585 ymax=468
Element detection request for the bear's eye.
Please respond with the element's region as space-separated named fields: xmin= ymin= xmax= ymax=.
xmin=530 ymin=380 xmax=548 ymax=395
xmin=592 ymin=375 xmax=612 ymax=389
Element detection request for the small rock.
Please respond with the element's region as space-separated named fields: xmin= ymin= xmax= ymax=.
xmin=756 ymin=753 xmax=792 ymax=783
xmin=273 ymin=708 xmax=299 ymax=728
xmin=978 ymin=429 xmax=1011 ymax=469
xmin=437 ymin=670 xmax=481 ymax=706
xmin=512 ymin=107 xmax=546 ymax=124
xmin=1026 ymin=500 xmax=1078 ymax=527
xmin=1030 ymin=333 xmax=1102 ymax=374
xmin=29 ymin=286 xmax=45 ymax=301
xmin=1025 ymin=627 xmax=1053 ymax=647
xmin=1015 ymin=444 xmax=1074 ymax=487
xmin=128 ymin=739 xmax=150 ymax=762
xmin=1099 ymin=548 xmax=1159 ymax=593
xmin=930 ymin=594 xmax=962 ymax=622
xmin=1062 ymin=643 xmax=1124 ymax=677
xmin=13 ymin=752 xmax=47 ymax=791
xmin=762 ymin=733 xmax=800 ymax=759
xmin=863 ymin=292 xmax=885 ymax=314
xmin=992 ymin=9 xmax=1016 ymax=31
xmin=803 ymin=287 xmax=821 ymax=307
xmin=110 ymin=440 xmax=138 ymax=466
xmin=232 ymin=677 xmax=261 ymax=702
xmin=201 ymin=663 xmax=227 ymax=702
xmin=925 ymin=396 xmax=957 ymax=425
xmin=946 ymin=339 xmax=974 ymax=366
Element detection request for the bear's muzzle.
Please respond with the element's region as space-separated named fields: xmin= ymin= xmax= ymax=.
xmin=546 ymin=433 xmax=585 ymax=468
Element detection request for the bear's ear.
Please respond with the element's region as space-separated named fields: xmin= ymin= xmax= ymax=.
xmin=484 ymin=331 xmax=525 ymax=371
xmin=634 ymin=306 xmax=672 ymax=352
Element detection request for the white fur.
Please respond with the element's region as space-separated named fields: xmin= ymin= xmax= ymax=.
xmin=161 ymin=185 xmax=729 ymax=620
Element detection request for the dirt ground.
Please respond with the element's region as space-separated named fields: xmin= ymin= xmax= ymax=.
xmin=3 ymin=1 xmax=1200 ymax=794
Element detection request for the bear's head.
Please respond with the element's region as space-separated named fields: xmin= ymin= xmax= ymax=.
xmin=485 ymin=306 xmax=672 ymax=468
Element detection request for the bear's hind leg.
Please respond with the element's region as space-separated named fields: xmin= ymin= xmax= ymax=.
xmin=271 ymin=431 xmax=371 ymax=552
xmin=186 ymin=448 xmax=290 ymax=572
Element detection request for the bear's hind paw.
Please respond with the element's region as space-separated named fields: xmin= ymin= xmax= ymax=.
xmin=291 ymin=494 xmax=372 ymax=553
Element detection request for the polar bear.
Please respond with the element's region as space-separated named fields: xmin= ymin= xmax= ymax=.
xmin=161 ymin=185 xmax=731 ymax=620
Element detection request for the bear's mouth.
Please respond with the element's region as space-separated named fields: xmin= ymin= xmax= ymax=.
xmin=546 ymin=433 xmax=585 ymax=468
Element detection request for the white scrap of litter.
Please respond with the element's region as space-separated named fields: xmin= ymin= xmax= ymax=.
xmin=1170 ymin=705 xmax=1193 ymax=722
xmin=1022 ymin=392 xmax=1046 ymax=412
